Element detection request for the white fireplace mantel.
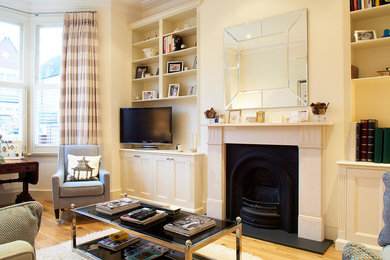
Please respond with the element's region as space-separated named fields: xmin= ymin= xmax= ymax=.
xmin=206 ymin=123 xmax=331 ymax=242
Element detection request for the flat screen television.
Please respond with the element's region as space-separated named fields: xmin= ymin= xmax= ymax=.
xmin=120 ymin=107 xmax=172 ymax=148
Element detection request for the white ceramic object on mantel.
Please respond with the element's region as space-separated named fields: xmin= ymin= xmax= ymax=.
xmin=142 ymin=48 xmax=158 ymax=58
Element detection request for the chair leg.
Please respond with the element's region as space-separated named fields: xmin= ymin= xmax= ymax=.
xmin=55 ymin=209 xmax=60 ymax=220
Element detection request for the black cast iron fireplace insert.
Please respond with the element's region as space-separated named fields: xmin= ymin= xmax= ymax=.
xmin=225 ymin=144 xmax=298 ymax=233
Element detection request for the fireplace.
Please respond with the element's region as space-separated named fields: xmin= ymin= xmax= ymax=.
xmin=226 ymin=144 xmax=298 ymax=233
xmin=206 ymin=123 xmax=329 ymax=242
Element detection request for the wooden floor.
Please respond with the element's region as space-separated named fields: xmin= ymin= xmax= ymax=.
xmin=36 ymin=201 xmax=342 ymax=260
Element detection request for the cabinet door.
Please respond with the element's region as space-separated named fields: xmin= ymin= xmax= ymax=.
xmin=155 ymin=155 xmax=174 ymax=203
xmin=172 ymin=157 xmax=193 ymax=207
xmin=138 ymin=154 xmax=155 ymax=200
xmin=122 ymin=153 xmax=140 ymax=197
xmin=346 ymin=168 xmax=384 ymax=245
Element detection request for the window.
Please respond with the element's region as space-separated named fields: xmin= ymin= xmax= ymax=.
xmin=0 ymin=19 xmax=25 ymax=143
xmin=33 ymin=25 xmax=62 ymax=150
xmin=0 ymin=83 xmax=25 ymax=142
xmin=0 ymin=19 xmax=22 ymax=82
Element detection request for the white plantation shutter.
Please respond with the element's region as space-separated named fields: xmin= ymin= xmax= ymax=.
xmin=0 ymin=83 xmax=25 ymax=142
xmin=33 ymin=84 xmax=60 ymax=146
xmin=32 ymin=25 xmax=62 ymax=152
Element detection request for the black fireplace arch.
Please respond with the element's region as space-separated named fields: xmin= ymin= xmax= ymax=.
xmin=226 ymin=144 xmax=298 ymax=233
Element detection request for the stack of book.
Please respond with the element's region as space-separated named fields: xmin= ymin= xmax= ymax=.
xmin=163 ymin=34 xmax=183 ymax=54
xmin=350 ymin=0 xmax=389 ymax=11
xmin=352 ymin=119 xmax=390 ymax=163
xmin=163 ymin=215 xmax=216 ymax=237
xmin=121 ymin=207 xmax=167 ymax=225
xmin=97 ymin=234 xmax=139 ymax=251
xmin=96 ymin=198 xmax=140 ymax=215
xmin=124 ymin=240 xmax=169 ymax=260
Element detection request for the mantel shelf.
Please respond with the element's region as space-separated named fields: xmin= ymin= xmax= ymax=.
xmin=337 ymin=160 xmax=390 ymax=169
xmin=205 ymin=122 xmax=333 ymax=127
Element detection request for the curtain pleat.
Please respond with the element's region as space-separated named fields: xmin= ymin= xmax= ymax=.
xmin=60 ymin=12 xmax=101 ymax=145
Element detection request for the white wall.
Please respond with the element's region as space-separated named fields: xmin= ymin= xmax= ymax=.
xmin=199 ymin=0 xmax=346 ymax=240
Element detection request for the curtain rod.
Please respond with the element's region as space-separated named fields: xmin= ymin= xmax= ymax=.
xmin=0 ymin=4 xmax=96 ymax=17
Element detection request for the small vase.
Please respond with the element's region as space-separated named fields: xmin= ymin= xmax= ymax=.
xmin=312 ymin=114 xmax=326 ymax=122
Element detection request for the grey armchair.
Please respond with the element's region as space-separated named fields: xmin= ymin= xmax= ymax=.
xmin=51 ymin=145 xmax=110 ymax=220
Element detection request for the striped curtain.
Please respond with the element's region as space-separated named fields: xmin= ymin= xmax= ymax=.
xmin=60 ymin=12 xmax=101 ymax=145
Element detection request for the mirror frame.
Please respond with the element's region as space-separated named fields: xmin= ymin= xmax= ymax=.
xmin=224 ymin=9 xmax=308 ymax=110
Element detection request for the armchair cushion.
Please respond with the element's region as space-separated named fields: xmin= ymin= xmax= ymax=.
xmin=60 ymin=180 xmax=104 ymax=197
xmin=66 ymin=155 xmax=101 ymax=181
xmin=0 ymin=202 xmax=42 ymax=247
xmin=0 ymin=240 xmax=34 ymax=260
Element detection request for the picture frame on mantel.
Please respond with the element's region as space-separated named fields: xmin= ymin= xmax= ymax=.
xmin=228 ymin=110 xmax=241 ymax=123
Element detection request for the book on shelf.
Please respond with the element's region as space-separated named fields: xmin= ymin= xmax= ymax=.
xmin=124 ymin=240 xmax=169 ymax=260
xmin=97 ymin=234 xmax=139 ymax=251
xmin=163 ymin=215 xmax=216 ymax=237
xmin=96 ymin=198 xmax=140 ymax=215
xmin=354 ymin=122 xmax=361 ymax=161
xmin=367 ymin=119 xmax=377 ymax=162
xmin=374 ymin=128 xmax=384 ymax=163
xmin=359 ymin=119 xmax=368 ymax=162
xmin=163 ymin=35 xmax=183 ymax=54
xmin=383 ymin=128 xmax=390 ymax=163
xmin=120 ymin=207 xmax=168 ymax=225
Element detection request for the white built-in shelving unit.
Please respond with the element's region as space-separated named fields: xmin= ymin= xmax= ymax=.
xmin=335 ymin=2 xmax=390 ymax=252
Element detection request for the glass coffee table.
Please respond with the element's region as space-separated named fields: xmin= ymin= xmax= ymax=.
xmin=71 ymin=202 xmax=242 ymax=260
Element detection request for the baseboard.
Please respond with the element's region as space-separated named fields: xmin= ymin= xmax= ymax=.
xmin=110 ymin=189 xmax=122 ymax=199
xmin=325 ymin=225 xmax=338 ymax=241
xmin=30 ymin=189 xmax=52 ymax=201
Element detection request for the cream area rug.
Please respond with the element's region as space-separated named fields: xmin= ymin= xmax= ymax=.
xmin=36 ymin=228 xmax=263 ymax=260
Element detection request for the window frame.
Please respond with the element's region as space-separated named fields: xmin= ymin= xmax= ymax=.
xmin=31 ymin=19 xmax=63 ymax=154
xmin=0 ymin=11 xmax=27 ymax=154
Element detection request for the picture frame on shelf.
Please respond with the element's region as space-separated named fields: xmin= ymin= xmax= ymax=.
xmin=188 ymin=85 xmax=197 ymax=96
xmin=135 ymin=66 xmax=148 ymax=79
xmin=354 ymin=30 xmax=376 ymax=42
xmin=142 ymin=91 xmax=157 ymax=100
xmin=167 ymin=61 xmax=183 ymax=73
xmin=168 ymin=84 xmax=180 ymax=97
xmin=192 ymin=56 xmax=197 ymax=69
xmin=228 ymin=110 xmax=241 ymax=123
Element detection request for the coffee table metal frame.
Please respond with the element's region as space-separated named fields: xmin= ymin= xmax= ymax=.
xmin=71 ymin=204 xmax=242 ymax=260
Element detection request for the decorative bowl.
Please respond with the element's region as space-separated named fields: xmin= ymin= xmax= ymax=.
xmin=142 ymin=48 xmax=158 ymax=58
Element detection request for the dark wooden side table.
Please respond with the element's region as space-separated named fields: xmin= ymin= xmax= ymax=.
xmin=0 ymin=159 xmax=39 ymax=203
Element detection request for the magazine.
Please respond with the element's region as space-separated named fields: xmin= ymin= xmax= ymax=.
xmin=124 ymin=240 xmax=169 ymax=260
xmin=120 ymin=208 xmax=167 ymax=225
xmin=96 ymin=198 xmax=140 ymax=215
xmin=163 ymin=215 xmax=216 ymax=237
xmin=97 ymin=234 xmax=139 ymax=251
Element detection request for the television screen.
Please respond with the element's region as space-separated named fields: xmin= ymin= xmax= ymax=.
xmin=120 ymin=107 xmax=172 ymax=145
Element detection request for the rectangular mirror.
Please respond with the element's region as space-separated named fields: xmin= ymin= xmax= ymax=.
xmin=224 ymin=9 xmax=308 ymax=110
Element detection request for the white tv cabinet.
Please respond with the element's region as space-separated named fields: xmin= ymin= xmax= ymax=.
xmin=120 ymin=149 xmax=205 ymax=214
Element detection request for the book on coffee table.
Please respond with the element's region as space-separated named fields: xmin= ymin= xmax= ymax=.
xmin=124 ymin=240 xmax=169 ymax=260
xmin=120 ymin=207 xmax=168 ymax=225
xmin=163 ymin=215 xmax=216 ymax=237
xmin=96 ymin=198 xmax=140 ymax=215
xmin=97 ymin=234 xmax=139 ymax=251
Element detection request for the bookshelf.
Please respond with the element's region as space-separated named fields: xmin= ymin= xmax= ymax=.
xmin=349 ymin=3 xmax=390 ymax=125
xmin=335 ymin=2 xmax=390 ymax=252
xmin=129 ymin=6 xmax=198 ymax=102
xmin=128 ymin=1 xmax=200 ymax=150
